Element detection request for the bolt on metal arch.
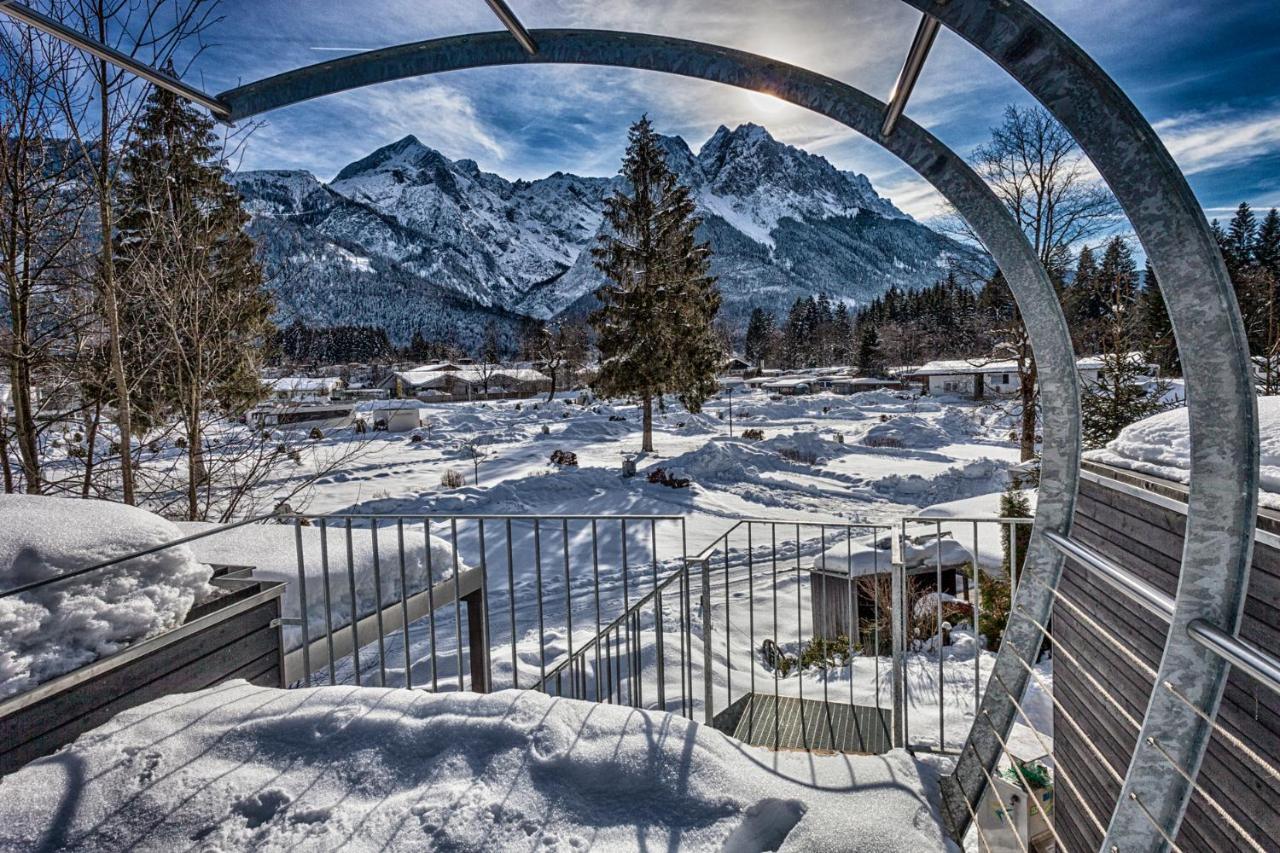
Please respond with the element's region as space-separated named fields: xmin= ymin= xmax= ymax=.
xmin=0 ymin=1 xmax=1258 ymax=850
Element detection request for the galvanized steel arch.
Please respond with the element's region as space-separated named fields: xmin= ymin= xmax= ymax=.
xmin=217 ymin=9 xmax=1257 ymax=848
xmin=898 ymin=3 xmax=1258 ymax=850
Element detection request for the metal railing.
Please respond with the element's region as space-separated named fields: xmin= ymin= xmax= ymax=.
xmin=10 ymin=502 xmax=1280 ymax=852
xmin=278 ymin=512 xmax=690 ymax=698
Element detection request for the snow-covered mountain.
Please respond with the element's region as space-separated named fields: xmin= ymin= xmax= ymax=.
xmin=234 ymin=124 xmax=982 ymax=344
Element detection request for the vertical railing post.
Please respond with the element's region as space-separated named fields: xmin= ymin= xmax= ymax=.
xmin=701 ymin=556 xmax=714 ymax=723
xmin=891 ymin=532 xmax=907 ymax=749
xmin=464 ymin=590 xmax=489 ymax=692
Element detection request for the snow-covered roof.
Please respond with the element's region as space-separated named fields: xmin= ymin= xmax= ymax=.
xmin=271 ymin=377 xmax=342 ymax=393
xmin=763 ymin=378 xmax=812 ymax=388
xmin=355 ymin=400 xmax=425 ymax=412
xmin=908 ymin=355 xmax=1140 ymax=376
xmin=907 ymin=359 xmax=1020 ymax=376
xmin=397 ymin=365 xmax=550 ymax=386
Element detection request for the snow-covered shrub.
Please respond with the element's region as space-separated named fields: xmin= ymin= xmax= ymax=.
xmin=862 ymin=415 xmax=950 ymax=449
xmin=549 ymin=449 xmax=578 ymax=468
xmin=308 ymin=427 xmax=324 ymax=440
xmin=647 ymin=467 xmax=691 ymax=488
xmin=440 ymin=469 xmax=466 ymax=488
xmin=776 ymin=446 xmax=819 ymax=465
xmin=741 ymin=428 xmax=765 ymax=441
xmin=0 ymin=495 xmax=213 ymax=698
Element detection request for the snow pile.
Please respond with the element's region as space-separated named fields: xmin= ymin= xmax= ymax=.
xmin=0 ymin=681 xmax=949 ymax=851
xmin=862 ymin=415 xmax=951 ymax=449
xmin=873 ymin=458 xmax=1007 ymax=505
xmin=177 ymin=521 xmax=465 ymax=646
xmin=813 ymin=533 xmax=972 ymax=577
xmin=1088 ymin=397 xmax=1280 ymax=508
xmin=0 ymin=495 xmax=213 ymax=698
xmin=759 ymin=430 xmax=848 ymax=464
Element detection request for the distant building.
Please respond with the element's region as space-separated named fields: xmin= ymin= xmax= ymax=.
xmin=356 ymin=400 xmax=422 ymax=432
xmin=269 ymin=377 xmax=344 ymax=403
xmin=907 ymin=354 xmax=1154 ymax=399
xmin=381 ymin=363 xmax=551 ymax=400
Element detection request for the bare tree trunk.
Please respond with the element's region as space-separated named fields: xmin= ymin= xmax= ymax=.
xmin=94 ymin=48 xmax=136 ymax=505
xmin=82 ymin=398 xmax=102 ymax=497
xmin=642 ymin=394 xmax=654 ymax=453
xmin=0 ymin=408 xmax=13 ymax=493
xmin=545 ymin=362 xmax=558 ymax=403
xmin=1019 ymin=365 xmax=1037 ymax=462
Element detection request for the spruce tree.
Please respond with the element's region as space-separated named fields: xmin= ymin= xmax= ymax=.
xmin=1256 ymin=208 xmax=1280 ymax=282
xmin=114 ymin=81 xmax=274 ymax=518
xmin=1226 ymin=202 xmax=1258 ymax=274
xmin=591 ymin=116 xmax=721 ymax=453
xmin=744 ymin=307 xmax=774 ymax=369
xmin=1139 ymin=260 xmax=1179 ymax=376
xmin=1081 ymin=237 xmax=1169 ymax=448
xmin=855 ymin=323 xmax=885 ymax=377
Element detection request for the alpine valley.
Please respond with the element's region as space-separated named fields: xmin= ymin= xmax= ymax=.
xmin=233 ymin=123 xmax=984 ymax=348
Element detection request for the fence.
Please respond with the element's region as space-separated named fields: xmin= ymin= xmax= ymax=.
xmin=7 ymin=499 xmax=1279 ymax=851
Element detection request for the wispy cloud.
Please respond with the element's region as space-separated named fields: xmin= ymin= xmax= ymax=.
xmin=1153 ymin=103 xmax=1280 ymax=175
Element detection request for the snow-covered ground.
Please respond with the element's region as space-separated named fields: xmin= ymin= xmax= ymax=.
xmin=2 ymin=388 xmax=1052 ymax=850
xmin=159 ymin=388 xmax=1034 ymax=754
xmin=0 ymin=680 xmax=954 ymax=852
xmin=0 ymin=495 xmax=213 ymax=698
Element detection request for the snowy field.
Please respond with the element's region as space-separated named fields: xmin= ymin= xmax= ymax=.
xmin=0 ymin=680 xmax=952 ymax=852
xmin=157 ymin=387 xmax=1036 ymax=753
xmin=0 ymin=387 xmax=1061 ymax=851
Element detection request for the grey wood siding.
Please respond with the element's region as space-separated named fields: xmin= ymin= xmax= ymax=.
xmin=0 ymin=582 xmax=283 ymax=777
xmin=1055 ymin=469 xmax=1280 ymax=852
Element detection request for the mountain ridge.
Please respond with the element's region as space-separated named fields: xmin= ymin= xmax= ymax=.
xmin=233 ymin=123 xmax=983 ymax=346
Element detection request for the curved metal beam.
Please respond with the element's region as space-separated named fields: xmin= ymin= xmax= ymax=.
xmin=901 ymin=1 xmax=1258 ymax=849
xmin=217 ymin=26 xmax=1083 ymax=841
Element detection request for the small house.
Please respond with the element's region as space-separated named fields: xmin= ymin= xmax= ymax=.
xmin=357 ymin=400 xmax=422 ymax=432
xmin=270 ymin=376 xmax=344 ymax=403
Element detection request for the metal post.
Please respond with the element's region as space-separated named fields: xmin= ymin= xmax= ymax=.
xmin=464 ymin=590 xmax=488 ymax=692
xmin=891 ymin=537 xmax=906 ymax=749
xmin=701 ymin=557 xmax=714 ymax=723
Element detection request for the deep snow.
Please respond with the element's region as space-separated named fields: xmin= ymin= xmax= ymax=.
xmin=1088 ymin=394 xmax=1280 ymax=508
xmin=0 ymin=495 xmax=212 ymax=698
xmin=0 ymin=680 xmax=953 ymax=852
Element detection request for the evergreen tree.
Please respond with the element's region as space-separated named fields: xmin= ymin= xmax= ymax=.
xmin=114 ymin=81 xmax=274 ymax=519
xmin=1139 ymin=260 xmax=1179 ymax=376
xmin=1225 ymin=202 xmax=1258 ymax=274
xmin=855 ymin=323 xmax=885 ymax=377
xmin=1081 ymin=237 xmax=1168 ymax=448
xmin=1256 ymin=208 xmax=1280 ymax=282
xmin=832 ymin=302 xmax=853 ymax=364
xmin=591 ymin=116 xmax=721 ymax=453
xmin=743 ymin=307 xmax=774 ymax=368
xmin=1064 ymin=244 xmax=1106 ymax=352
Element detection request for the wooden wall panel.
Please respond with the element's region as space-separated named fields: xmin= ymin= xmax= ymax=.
xmin=1054 ymin=470 xmax=1280 ymax=852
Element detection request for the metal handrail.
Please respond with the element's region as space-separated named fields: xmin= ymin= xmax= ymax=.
xmin=538 ymin=559 xmax=688 ymax=691
xmin=1046 ymin=530 xmax=1280 ymax=698
xmin=0 ymin=510 xmax=284 ymax=599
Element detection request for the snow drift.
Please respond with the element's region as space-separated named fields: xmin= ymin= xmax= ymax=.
xmin=0 ymin=680 xmax=948 ymax=851
xmin=1088 ymin=397 xmax=1280 ymax=508
xmin=177 ymin=521 xmax=466 ymax=647
xmin=0 ymin=495 xmax=212 ymax=698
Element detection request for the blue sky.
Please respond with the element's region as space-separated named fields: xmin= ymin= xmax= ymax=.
xmin=190 ymin=0 xmax=1280 ymax=224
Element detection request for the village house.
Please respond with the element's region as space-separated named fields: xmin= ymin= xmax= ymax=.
xmin=381 ymin=362 xmax=551 ymax=401
xmin=906 ymin=354 xmax=1153 ymax=399
xmin=269 ymin=376 xmax=345 ymax=403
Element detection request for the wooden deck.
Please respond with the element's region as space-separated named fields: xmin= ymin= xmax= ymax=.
xmin=713 ymin=693 xmax=893 ymax=754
